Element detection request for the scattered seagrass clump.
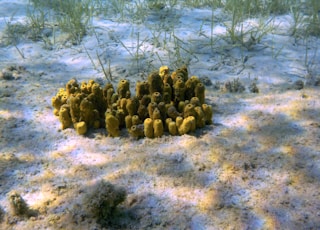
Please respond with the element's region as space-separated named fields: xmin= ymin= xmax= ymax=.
xmin=80 ymin=180 xmax=127 ymax=226
xmin=52 ymin=66 xmax=213 ymax=137
xmin=224 ymin=78 xmax=245 ymax=93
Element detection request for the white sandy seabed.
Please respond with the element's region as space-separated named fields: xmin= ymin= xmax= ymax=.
xmin=0 ymin=0 xmax=320 ymax=229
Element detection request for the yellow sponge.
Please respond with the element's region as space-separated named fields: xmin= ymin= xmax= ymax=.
xmin=105 ymin=112 xmax=120 ymax=137
xmin=76 ymin=121 xmax=87 ymax=135
xmin=144 ymin=118 xmax=154 ymax=138
xmin=153 ymin=119 xmax=164 ymax=137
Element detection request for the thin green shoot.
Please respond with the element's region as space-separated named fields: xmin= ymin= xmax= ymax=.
xmin=96 ymin=51 xmax=112 ymax=82
xmin=83 ymin=45 xmax=98 ymax=70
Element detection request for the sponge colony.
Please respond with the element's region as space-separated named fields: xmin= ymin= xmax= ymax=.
xmin=52 ymin=66 xmax=213 ymax=137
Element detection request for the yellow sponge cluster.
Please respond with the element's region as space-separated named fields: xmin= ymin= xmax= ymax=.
xmin=52 ymin=66 xmax=213 ymax=137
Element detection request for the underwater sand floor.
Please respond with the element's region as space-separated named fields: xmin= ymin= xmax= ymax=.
xmin=0 ymin=0 xmax=320 ymax=229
